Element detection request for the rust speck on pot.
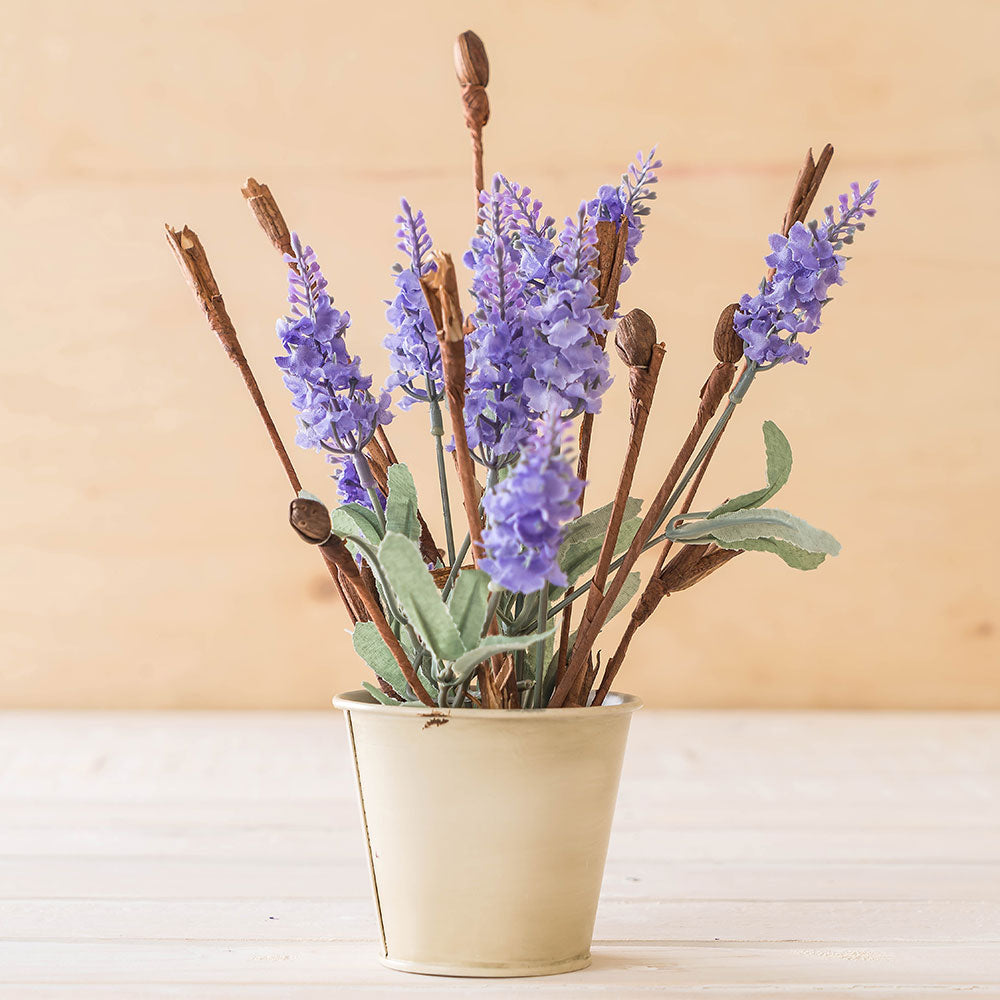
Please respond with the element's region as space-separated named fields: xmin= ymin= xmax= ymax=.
xmin=421 ymin=712 xmax=449 ymax=729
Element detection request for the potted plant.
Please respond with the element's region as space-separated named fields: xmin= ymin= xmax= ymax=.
xmin=166 ymin=29 xmax=877 ymax=978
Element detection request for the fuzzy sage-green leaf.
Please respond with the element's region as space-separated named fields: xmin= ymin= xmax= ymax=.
xmin=450 ymin=629 xmax=556 ymax=685
xmin=331 ymin=502 xmax=384 ymax=548
xmin=669 ymin=507 xmax=840 ymax=569
xmin=352 ymin=621 xmax=410 ymax=698
xmin=560 ymin=497 xmax=642 ymax=550
xmin=559 ymin=517 xmax=641 ymax=586
xmin=377 ymin=531 xmax=466 ymax=661
xmin=385 ymin=463 xmax=420 ymax=543
xmin=361 ymin=681 xmax=400 ymax=706
xmin=708 ymin=420 xmax=792 ymax=518
xmin=447 ymin=568 xmax=490 ymax=650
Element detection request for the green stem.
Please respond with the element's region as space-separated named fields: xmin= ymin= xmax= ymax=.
xmin=427 ymin=378 xmax=456 ymax=566
xmin=352 ymin=450 xmax=386 ymax=532
xmin=533 ymin=584 xmax=549 ymax=709
xmin=366 ymin=487 xmax=386 ymax=530
xmin=482 ymin=590 xmax=503 ymax=639
xmin=441 ymin=533 xmax=471 ymax=600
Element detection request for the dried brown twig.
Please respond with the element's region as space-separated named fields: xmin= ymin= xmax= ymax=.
xmin=422 ymin=253 xmax=485 ymax=566
xmin=561 ymin=310 xmax=665 ymax=702
xmin=589 ymin=143 xmax=837 ymax=704
xmin=290 ymin=498 xmax=434 ymax=706
xmin=240 ymin=177 xmax=441 ymax=565
xmin=555 ymin=219 xmax=631 ymax=689
xmin=454 ymin=31 xmax=489 ymax=216
xmin=165 ymin=223 xmax=358 ymax=621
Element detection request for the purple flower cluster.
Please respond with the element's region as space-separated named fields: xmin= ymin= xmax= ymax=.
xmin=462 ymin=179 xmax=542 ymax=466
xmin=275 ymin=234 xmax=392 ymax=459
xmin=383 ymin=200 xmax=443 ymax=409
xmin=480 ymin=410 xmax=585 ymax=594
xmin=463 ymin=177 xmax=615 ymax=466
xmin=522 ymin=207 xmax=612 ymax=416
xmin=588 ymin=148 xmax=661 ymax=288
xmin=733 ymin=180 xmax=878 ymax=366
xmin=498 ymin=176 xmax=556 ymax=282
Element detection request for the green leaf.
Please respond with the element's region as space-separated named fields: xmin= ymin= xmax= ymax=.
xmin=561 ymin=497 xmax=643 ymax=550
xmin=669 ymin=507 xmax=840 ymax=570
xmin=735 ymin=537 xmax=828 ymax=570
xmin=377 ymin=532 xmax=466 ymax=662
xmin=605 ymin=571 xmax=641 ymax=623
xmin=297 ymin=488 xmax=322 ymax=503
xmin=450 ymin=629 xmax=556 ymax=684
xmin=361 ymin=681 xmax=400 ymax=706
xmin=559 ymin=517 xmax=641 ymax=586
xmin=385 ymin=463 xmax=420 ymax=543
xmin=352 ymin=621 xmax=410 ymax=698
xmin=709 ymin=421 xmax=792 ymax=518
xmin=331 ymin=503 xmax=384 ymax=548
xmin=447 ymin=569 xmax=490 ymax=650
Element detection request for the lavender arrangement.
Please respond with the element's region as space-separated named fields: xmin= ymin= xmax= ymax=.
xmin=167 ymin=32 xmax=877 ymax=710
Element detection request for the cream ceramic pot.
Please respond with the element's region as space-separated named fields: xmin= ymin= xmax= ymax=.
xmin=333 ymin=689 xmax=641 ymax=978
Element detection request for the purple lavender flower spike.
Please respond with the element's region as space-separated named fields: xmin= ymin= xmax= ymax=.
xmin=462 ymin=177 xmax=540 ymax=468
xmin=588 ymin=148 xmax=662 ymax=287
xmin=733 ymin=180 xmax=878 ymax=366
xmin=383 ymin=200 xmax=444 ymax=410
xmin=498 ymin=176 xmax=556 ymax=282
xmin=480 ymin=409 xmax=585 ymax=594
xmin=275 ymin=234 xmax=392 ymax=477
xmin=523 ymin=205 xmax=613 ymax=416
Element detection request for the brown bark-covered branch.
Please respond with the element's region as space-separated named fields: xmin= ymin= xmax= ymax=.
xmin=454 ymin=30 xmax=490 ymax=217
xmin=242 ymin=178 xmax=293 ymax=257
xmin=240 ymin=180 xmax=440 ymax=565
xmin=423 ymin=254 xmax=485 ymax=565
xmin=583 ymin=143 xmax=837 ymax=704
xmin=592 ymin=544 xmax=742 ymax=705
xmin=165 ymin=224 xmax=302 ymax=494
xmin=165 ymin=223 xmax=366 ymax=620
xmin=576 ymin=217 xmax=629 ymax=499
xmin=550 ymin=360 xmax=737 ymax=707
xmin=566 ymin=310 xmax=665 ymax=705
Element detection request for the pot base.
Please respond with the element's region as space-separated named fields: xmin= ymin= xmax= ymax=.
xmin=380 ymin=952 xmax=591 ymax=978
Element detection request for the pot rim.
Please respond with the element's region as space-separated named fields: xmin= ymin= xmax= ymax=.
xmin=332 ymin=689 xmax=642 ymax=719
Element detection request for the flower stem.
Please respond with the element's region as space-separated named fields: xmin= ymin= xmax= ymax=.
xmin=427 ymin=377 xmax=456 ymax=566
xmin=482 ymin=590 xmax=503 ymax=639
xmin=352 ymin=450 xmax=386 ymax=532
xmin=533 ymin=583 xmax=549 ymax=709
xmin=441 ymin=533 xmax=471 ymax=600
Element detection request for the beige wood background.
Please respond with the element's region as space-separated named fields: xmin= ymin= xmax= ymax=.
xmin=2 ymin=0 xmax=997 ymax=708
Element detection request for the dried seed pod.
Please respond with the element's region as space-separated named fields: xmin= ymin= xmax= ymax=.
xmin=289 ymin=498 xmax=332 ymax=544
xmin=454 ymin=30 xmax=489 ymax=87
xmin=615 ymin=308 xmax=658 ymax=369
xmin=713 ymin=303 xmax=744 ymax=363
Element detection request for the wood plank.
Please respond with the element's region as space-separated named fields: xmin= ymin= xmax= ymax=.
xmin=2 ymin=857 xmax=999 ymax=904
xmin=1 ymin=823 xmax=996 ymax=863
xmin=2 ymin=898 xmax=999 ymax=945
xmin=5 ymin=989 xmax=998 ymax=1000
xmin=0 ymin=941 xmax=997 ymax=988
xmin=1 ymin=713 xmax=998 ymax=799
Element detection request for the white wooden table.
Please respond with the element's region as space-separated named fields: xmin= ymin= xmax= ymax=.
xmin=1 ymin=711 xmax=998 ymax=997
